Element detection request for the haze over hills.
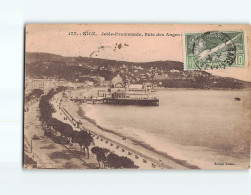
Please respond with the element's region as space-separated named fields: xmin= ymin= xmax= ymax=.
xmin=25 ymin=52 xmax=251 ymax=89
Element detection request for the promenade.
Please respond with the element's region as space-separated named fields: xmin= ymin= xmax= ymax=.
xmin=23 ymin=101 xmax=90 ymax=169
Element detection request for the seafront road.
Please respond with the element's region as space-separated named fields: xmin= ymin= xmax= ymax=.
xmin=24 ymin=101 xmax=91 ymax=169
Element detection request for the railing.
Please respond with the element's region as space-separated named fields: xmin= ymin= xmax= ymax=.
xmin=59 ymin=104 xmax=168 ymax=169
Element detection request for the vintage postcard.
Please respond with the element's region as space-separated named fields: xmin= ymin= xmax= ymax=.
xmin=24 ymin=24 xmax=251 ymax=169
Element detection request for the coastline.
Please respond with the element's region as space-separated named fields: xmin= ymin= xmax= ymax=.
xmin=76 ymin=102 xmax=199 ymax=169
xmin=57 ymin=88 xmax=251 ymax=170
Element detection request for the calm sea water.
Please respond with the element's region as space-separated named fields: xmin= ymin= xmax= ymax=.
xmin=80 ymin=89 xmax=251 ymax=169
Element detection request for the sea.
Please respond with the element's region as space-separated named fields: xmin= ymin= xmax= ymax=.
xmin=79 ymin=89 xmax=251 ymax=169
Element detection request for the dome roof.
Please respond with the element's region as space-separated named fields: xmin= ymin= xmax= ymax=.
xmin=110 ymin=75 xmax=124 ymax=88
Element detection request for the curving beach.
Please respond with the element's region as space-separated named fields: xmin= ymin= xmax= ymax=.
xmin=52 ymin=91 xmax=196 ymax=169
xmin=58 ymin=88 xmax=251 ymax=169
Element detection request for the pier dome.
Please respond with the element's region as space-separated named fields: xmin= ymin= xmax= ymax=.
xmin=110 ymin=75 xmax=124 ymax=88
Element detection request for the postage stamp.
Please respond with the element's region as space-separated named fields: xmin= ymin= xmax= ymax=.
xmin=183 ymin=31 xmax=246 ymax=70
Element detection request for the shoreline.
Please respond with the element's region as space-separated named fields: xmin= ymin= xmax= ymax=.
xmin=76 ymin=103 xmax=199 ymax=169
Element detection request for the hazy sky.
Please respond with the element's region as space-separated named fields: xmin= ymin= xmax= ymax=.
xmin=26 ymin=24 xmax=184 ymax=62
xmin=26 ymin=24 xmax=251 ymax=81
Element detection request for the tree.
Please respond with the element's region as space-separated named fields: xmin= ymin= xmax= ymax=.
xmin=106 ymin=152 xmax=135 ymax=169
xmin=32 ymin=89 xmax=44 ymax=98
xmin=120 ymin=156 xmax=134 ymax=168
xmin=47 ymin=118 xmax=59 ymax=129
xmin=39 ymin=93 xmax=55 ymax=124
xmin=91 ymin=147 xmax=110 ymax=168
xmin=106 ymin=153 xmax=122 ymax=169
xmin=72 ymin=130 xmax=94 ymax=158
xmin=25 ymin=89 xmax=44 ymax=103
xmin=59 ymin=122 xmax=74 ymax=140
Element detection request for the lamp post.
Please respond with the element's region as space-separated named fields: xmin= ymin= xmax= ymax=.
xmin=30 ymin=138 xmax=33 ymax=153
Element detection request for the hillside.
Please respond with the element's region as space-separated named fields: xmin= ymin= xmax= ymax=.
xmin=25 ymin=52 xmax=183 ymax=69
xmin=25 ymin=52 xmax=67 ymax=64
xmin=25 ymin=52 xmax=251 ymax=89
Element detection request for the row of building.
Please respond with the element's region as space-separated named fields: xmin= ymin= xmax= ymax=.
xmin=25 ymin=78 xmax=95 ymax=94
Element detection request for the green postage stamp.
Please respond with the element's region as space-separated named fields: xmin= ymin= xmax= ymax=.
xmin=184 ymin=31 xmax=246 ymax=70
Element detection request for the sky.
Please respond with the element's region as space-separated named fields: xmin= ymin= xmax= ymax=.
xmin=26 ymin=24 xmax=251 ymax=81
xmin=26 ymin=24 xmax=184 ymax=62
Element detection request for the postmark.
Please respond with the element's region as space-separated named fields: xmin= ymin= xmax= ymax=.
xmin=184 ymin=31 xmax=246 ymax=70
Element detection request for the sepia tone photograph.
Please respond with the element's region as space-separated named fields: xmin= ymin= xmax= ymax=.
xmin=24 ymin=24 xmax=251 ymax=170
